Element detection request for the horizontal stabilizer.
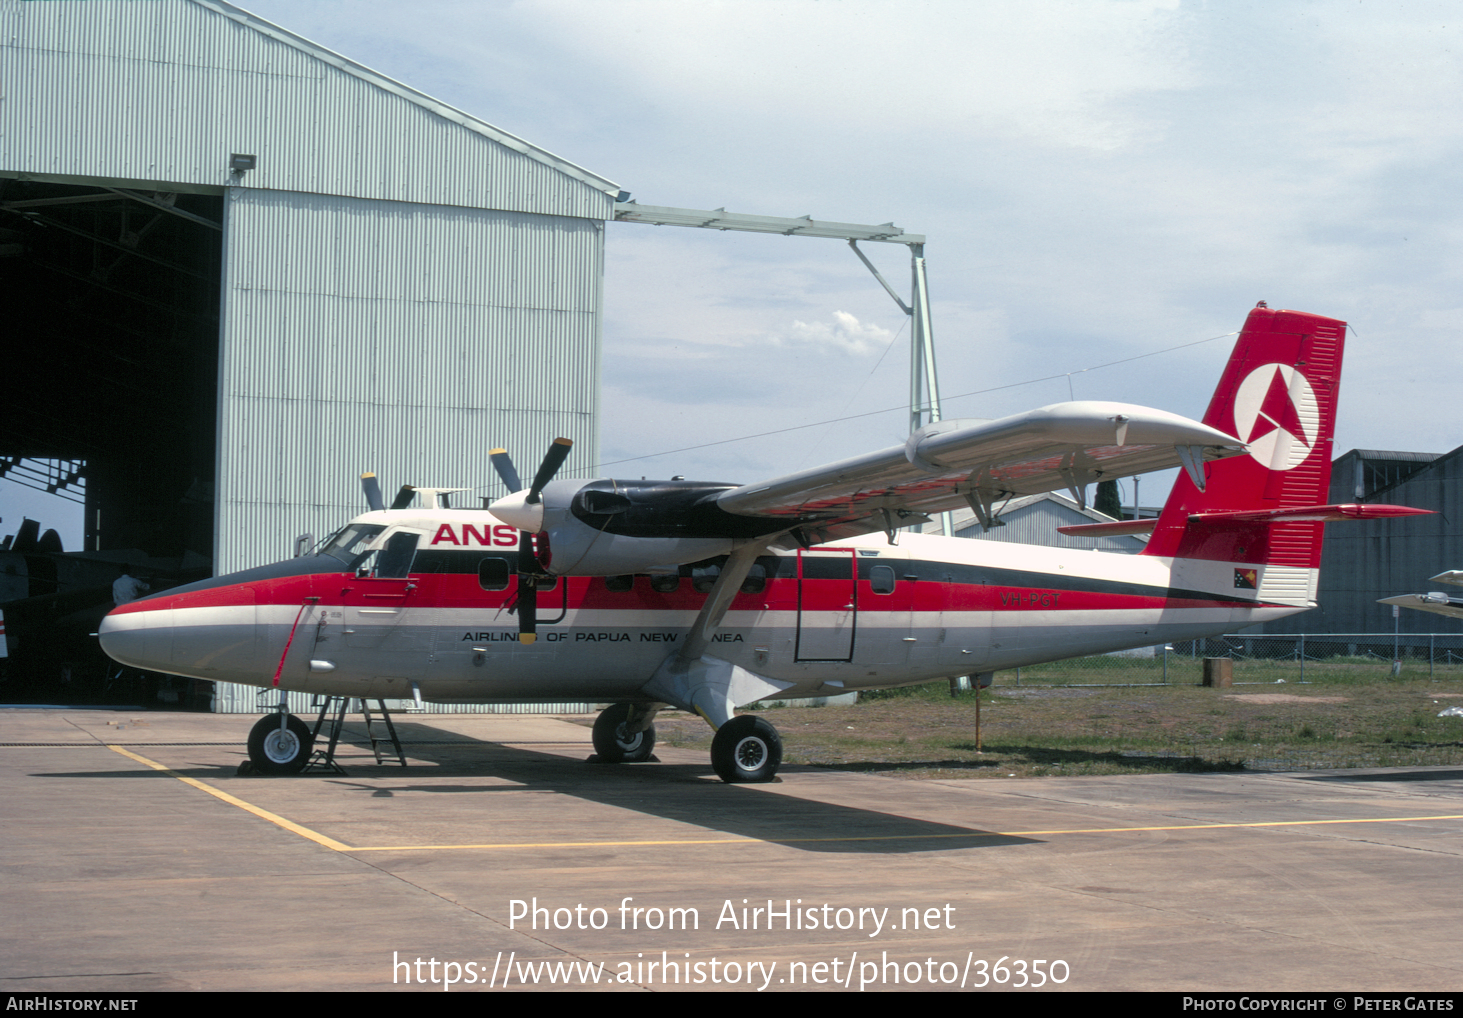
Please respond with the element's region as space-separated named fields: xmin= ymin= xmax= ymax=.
xmin=1057 ymin=519 xmax=1157 ymax=537
xmin=1187 ymin=504 xmax=1432 ymax=525
xmin=1062 ymin=503 xmax=1430 ymax=547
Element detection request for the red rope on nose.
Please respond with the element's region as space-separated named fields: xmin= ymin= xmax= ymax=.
xmin=272 ymin=597 xmax=320 ymax=688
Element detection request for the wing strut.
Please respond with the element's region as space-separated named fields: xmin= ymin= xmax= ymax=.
xmin=641 ymin=537 xmax=793 ymax=729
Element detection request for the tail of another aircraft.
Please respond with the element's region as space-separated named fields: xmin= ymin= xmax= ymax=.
xmin=1140 ymin=304 xmax=1346 ymax=604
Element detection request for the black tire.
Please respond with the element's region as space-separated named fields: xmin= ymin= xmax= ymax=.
xmin=247 ymin=714 xmax=314 ymax=775
xmin=710 ymin=715 xmax=782 ymax=783
xmin=592 ymin=703 xmax=656 ymax=763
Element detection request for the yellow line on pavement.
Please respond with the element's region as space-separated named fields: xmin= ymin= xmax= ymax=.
xmin=347 ymin=813 xmax=1463 ymax=852
xmin=106 ymin=745 xmax=354 ymax=852
xmin=103 ymin=744 xmax=1463 ymax=854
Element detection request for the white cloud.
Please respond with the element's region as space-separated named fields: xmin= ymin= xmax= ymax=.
xmin=778 ymin=311 xmax=894 ymax=357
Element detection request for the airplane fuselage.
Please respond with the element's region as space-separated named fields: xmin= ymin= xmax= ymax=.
xmin=101 ymin=509 xmax=1307 ymax=704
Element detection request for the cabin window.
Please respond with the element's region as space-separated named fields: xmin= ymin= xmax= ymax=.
xmin=650 ymin=573 xmax=680 ymax=593
xmin=533 ymin=575 xmax=558 ymax=591
xmin=870 ymin=565 xmax=896 ymax=594
xmin=691 ymin=563 xmax=720 ymax=593
xmin=605 ymin=575 xmax=634 ymax=592
xmin=740 ymin=563 xmax=767 ymax=594
xmin=478 ymin=557 xmax=510 ymax=591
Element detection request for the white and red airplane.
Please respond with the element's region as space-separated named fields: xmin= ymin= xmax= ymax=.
xmin=99 ymin=305 xmax=1426 ymax=782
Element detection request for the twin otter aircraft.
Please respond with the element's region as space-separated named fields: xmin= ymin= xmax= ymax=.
xmin=100 ymin=305 xmax=1423 ymax=781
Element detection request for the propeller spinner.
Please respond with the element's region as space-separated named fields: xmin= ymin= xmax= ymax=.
xmin=489 ymin=438 xmax=573 ymax=644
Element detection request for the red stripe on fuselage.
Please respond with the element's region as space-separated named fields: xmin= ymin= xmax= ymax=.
xmin=112 ymin=569 xmax=1263 ymax=618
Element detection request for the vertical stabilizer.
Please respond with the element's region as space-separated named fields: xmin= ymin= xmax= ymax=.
xmin=1142 ymin=305 xmax=1345 ymax=602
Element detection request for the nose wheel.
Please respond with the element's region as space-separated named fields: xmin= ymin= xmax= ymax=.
xmin=710 ymin=715 xmax=782 ymax=783
xmin=247 ymin=714 xmax=314 ymax=775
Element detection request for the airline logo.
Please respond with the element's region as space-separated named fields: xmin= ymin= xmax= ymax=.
xmin=431 ymin=524 xmax=520 ymax=547
xmin=1232 ymin=363 xmax=1319 ymax=471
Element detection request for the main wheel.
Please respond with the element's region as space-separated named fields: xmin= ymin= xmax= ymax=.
xmin=710 ymin=715 xmax=782 ymax=783
xmin=592 ymin=703 xmax=656 ymax=763
xmin=247 ymin=714 xmax=314 ymax=775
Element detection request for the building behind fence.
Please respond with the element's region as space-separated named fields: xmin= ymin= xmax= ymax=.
xmin=1256 ymin=448 xmax=1463 ymax=637
xmin=1004 ymin=632 xmax=1463 ymax=684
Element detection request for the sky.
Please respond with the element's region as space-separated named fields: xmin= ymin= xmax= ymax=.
xmin=9 ymin=0 xmax=1463 ymax=546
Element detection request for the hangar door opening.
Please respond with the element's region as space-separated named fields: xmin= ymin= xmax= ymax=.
xmin=0 ymin=176 xmax=223 ymax=704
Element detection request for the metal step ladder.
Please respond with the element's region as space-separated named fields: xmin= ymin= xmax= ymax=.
xmin=306 ymin=696 xmax=407 ymax=772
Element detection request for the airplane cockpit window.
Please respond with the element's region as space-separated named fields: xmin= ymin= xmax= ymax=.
xmin=372 ymin=531 xmax=421 ymax=579
xmin=320 ymin=524 xmax=386 ymax=570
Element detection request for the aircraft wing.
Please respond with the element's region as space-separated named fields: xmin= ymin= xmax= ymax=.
xmin=714 ymin=401 xmax=1246 ymax=533
xmin=1379 ymin=592 xmax=1463 ymax=621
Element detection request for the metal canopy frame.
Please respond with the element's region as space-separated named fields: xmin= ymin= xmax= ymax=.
xmin=611 ymin=200 xmax=944 ymax=436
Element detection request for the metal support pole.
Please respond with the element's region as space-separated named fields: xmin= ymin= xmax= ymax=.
xmin=909 ymin=244 xmax=942 ymax=434
xmin=909 ymin=245 xmax=953 ymax=536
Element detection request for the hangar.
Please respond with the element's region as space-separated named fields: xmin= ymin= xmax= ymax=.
xmin=1257 ymin=446 xmax=1463 ymax=639
xmin=1 ymin=0 xmax=618 ymax=706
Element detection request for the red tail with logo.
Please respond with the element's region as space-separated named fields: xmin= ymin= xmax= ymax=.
xmin=1142 ymin=305 xmax=1345 ymax=568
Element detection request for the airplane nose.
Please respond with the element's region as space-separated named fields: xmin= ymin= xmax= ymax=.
xmin=488 ymin=490 xmax=544 ymax=533
xmin=98 ymin=606 xmax=175 ymax=672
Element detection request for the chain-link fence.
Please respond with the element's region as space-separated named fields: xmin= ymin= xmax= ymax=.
xmin=1001 ymin=633 xmax=1463 ymax=685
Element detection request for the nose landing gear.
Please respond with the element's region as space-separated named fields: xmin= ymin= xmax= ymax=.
xmin=246 ymin=713 xmax=314 ymax=775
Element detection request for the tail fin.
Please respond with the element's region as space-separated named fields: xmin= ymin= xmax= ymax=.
xmin=1142 ymin=305 xmax=1345 ymax=598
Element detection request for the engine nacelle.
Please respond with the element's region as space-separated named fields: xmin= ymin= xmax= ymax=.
xmin=491 ymin=477 xmax=790 ymax=576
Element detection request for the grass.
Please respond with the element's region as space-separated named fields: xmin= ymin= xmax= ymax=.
xmin=645 ymin=658 xmax=1463 ymax=779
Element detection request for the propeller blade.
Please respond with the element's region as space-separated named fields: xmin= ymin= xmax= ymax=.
xmin=489 ymin=448 xmax=523 ymax=494
xmin=389 ymin=485 xmax=417 ymax=510
xmin=525 ymin=438 xmax=574 ymax=505
xmin=516 ymin=531 xmax=538 ymax=644
xmin=361 ymin=473 xmax=385 ymax=512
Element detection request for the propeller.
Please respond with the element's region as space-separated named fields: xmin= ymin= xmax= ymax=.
xmin=361 ymin=474 xmax=418 ymax=510
xmin=489 ymin=438 xmax=574 ymax=644
xmin=361 ymin=473 xmax=385 ymax=512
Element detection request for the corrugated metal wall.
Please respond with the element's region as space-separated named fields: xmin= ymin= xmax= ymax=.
xmin=1261 ymin=446 xmax=1463 ymax=636
xmin=212 ymin=686 xmax=592 ymax=716
xmin=939 ymin=494 xmax=1148 ymax=553
xmin=1 ymin=0 xmax=616 ymax=712
xmin=0 ymin=0 xmax=616 ymax=219
xmin=217 ymin=187 xmax=602 ymax=573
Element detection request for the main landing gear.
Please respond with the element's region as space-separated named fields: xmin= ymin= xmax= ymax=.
xmin=246 ymin=713 xmax=314 ymax=775
xmin=592 ymin=702 xmax=657 ymax=763
xmin=592 ymin=703 xmax=783 ymax=783
xmin=711 ymin=715 xmax=782 ymax=783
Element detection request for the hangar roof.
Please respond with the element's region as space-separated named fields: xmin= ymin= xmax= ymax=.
xmin=0 ymin=0 xmax=620 ymax=219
